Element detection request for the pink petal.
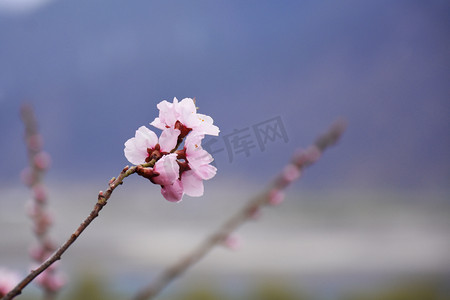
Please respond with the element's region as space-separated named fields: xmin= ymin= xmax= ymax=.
xmin=178 ymin=98 xmax=197 ymax=113
xmin=159 ymin=128 xmax=180 ymax=152
xmin=150 ymin=117 xmax=165 ymax=130
xmin=124 ymin=126 xmax=158 ymax=165
xmin=177 ymin=98 xmax=199 ymax=128
xmin=161 ymin=180 xmax=184 ymax=202
xmin=185 ymin=133 xmax=215 ymax=168
xmin=135 ymin=126 xmax=158 ymax=148
xmin=157 ymin=99 xmax=178 ymax=127
xmin=185 ymin=133 xmax=204 ymax=156
xmin=34 ymin=151 xmax=51 ymax=170
xmin=193 ymin=163 xmax=217 ymax=180
xmin=181 ymin=170 xmax=204 ymax=197
xmin=282 ymin=164 xmax=301 ymax=182
xmin=124 ymin=139 xmax=148 ymax=165
xmin=196 ymin=114 xmax=220 ymax=136
xmin=187 ymin=149 xmax=214 ymax=167
xmin=152 ymin=154 xmax=180 ymax=186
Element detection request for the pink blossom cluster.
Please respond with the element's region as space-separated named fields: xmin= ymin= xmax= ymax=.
xmin=124 ymin=98 xmax=219 ymax=202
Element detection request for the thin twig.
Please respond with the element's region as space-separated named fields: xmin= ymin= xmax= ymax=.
xmin=2 ymin=159 xmax=155 ymax=300
xmin=131 ymin=119 xmax=347 ymax=300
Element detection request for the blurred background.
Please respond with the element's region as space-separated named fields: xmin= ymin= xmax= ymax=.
xmin=0 ymin=0 xmax=449 ymax=299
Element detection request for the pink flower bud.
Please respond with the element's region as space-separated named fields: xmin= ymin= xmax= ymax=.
xmin=304 ymin=145 xmax=321 ymax=164
xmin=28 ymin=134 xmax=43 ymax=151
xmin=268 ymin=189 xmax=285 ymax=206
xmin=39 ymin=213 xmax=53 ymax=229
xmin=282 ymin=164 xmax=301 ymax=183
xmin=223 ymin=234 xmax=241 ymax=250
xmin=35 ymin=269 xmax=65 ymax=292
xmin=34 ymin=152 xmax=51 ymax=170
xmin=46 ymin=274 xmax=65 ymax=292
xmin=32 ymin=184 xmax=47 ymax=203
xmin=294 ymin=145 xmax=322 ymax=166
xmin=32 ymin=213 xmax=53 ymax=236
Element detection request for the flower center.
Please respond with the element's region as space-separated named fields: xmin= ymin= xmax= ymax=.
xmin=146 ymin=144 xmax=162 ymax=162
xmin=174 ymin=120 xmax=192 ymax=139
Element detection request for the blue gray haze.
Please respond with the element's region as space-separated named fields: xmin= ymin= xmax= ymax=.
xmin=0 ymin=0 xmax=448 ymax=190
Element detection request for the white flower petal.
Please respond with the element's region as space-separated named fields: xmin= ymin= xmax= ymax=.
xmin=150 ymin=117 xmax=166 ymax=130
xmin=157 ymin=99 xmax=178 ymax=126
xmin=178 ymin=98 xmax=197 ymax=113
xmin=177 ymin=98 xmax=199 ymax=128
xmin=135 ymin=126 xmax=158 ymax=149
xmin=181 ymin=170 xmax=204 ymax=197
xmin=159 ymin=128 xmax=180 ymax=152
xmin=123 ymin=126 xmax=158 ymax=165
xmin=196 ymin=114 xmax=220 ymax=136
xmin=124 ymin=137 xmax=148 ymax=165
xmin=194 ymin=163 xmax=217 ymax=180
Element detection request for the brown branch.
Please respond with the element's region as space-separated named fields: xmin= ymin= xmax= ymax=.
xmin=2 ymin=159 xmax=155 ymax=300
xmin=131 ymin=118 xmax=347 ymax=300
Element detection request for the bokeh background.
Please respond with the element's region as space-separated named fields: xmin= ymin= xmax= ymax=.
xmin=1 ymin=1 xmax=449 ymax=299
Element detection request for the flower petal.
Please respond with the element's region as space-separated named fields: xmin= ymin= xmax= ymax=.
xmin=178 ymin=98 xmax=197 ymax=114
xmin=152 ymin=153 xmax=180 ymax=186
xmin=181 ymin=170 xmax=204 ymax=197
xmin=161 ymin=180 xmax=184 ymax=202
xmin=124 ymin=138 xmax=146 ymax=165
xmin=157 ymin=99 xmax=178 ymax=127
xmin=193 ymin=163 xmax=217 ymax=180
xmin=150 ymin=117 xmax=165 ymax=130
xmin=196 ymin=114 xmax=220 ymax=136
xmin=159 ymin=128 xmax=180 ymax=152
xmin=177 ymin=98 xmax=199 ymax=128
xmin=184 ymin=132 xmax=216 ymax=179
xmin=124 ymin=126 xmax=158 ymax=165
xmin=135 ymin=126 xmax=158 ymax=149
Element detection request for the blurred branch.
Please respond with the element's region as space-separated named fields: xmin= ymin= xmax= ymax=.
xmin=131 ymin=118 xmax=347 ymax=300
xmin=3 ymin=159 xmax=155 ymax=300
xmin=20 ymin=104 xmax=62 ymax=300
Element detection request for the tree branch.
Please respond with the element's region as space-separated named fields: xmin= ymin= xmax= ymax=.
xmin=131 ymin=118 xmax=347 ymax=300
xmin=2 ymin=160 xmax=155 ymax=300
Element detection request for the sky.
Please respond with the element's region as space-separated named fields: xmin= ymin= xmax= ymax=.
xmin=0 ymin=0 xmax=449 ymax=190
xmin=0 ymin=0 xmax=54 ymax=14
